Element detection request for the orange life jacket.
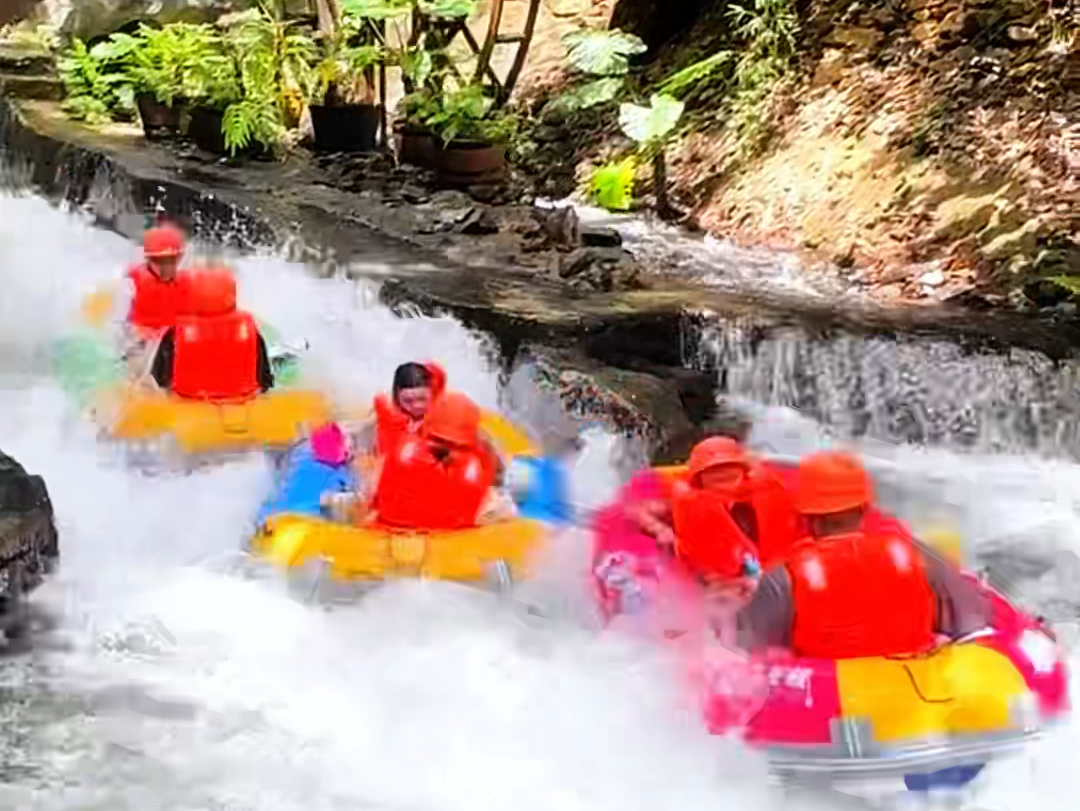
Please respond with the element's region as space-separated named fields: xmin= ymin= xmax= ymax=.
xmin=373 ymin=437 xmax=493 ymax=530
xmin=172 ymin=310 xmax=260 ymax=402
xmin=373 ymin=394 xmax=416 ymax=456
xmin=671 ymin=480 xmax=759 ymax=580
xmin=126 ymin=265 xmax=192 ymax=336
xmin=787 ymin=531 xmax=937 ymax=660
xmin=372 ymin=362 xmax=449 ymax=456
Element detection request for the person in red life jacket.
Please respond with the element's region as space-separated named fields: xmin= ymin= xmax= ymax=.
xmin=369 ymin=361 xmax=448 ymax=456
xmin=624 ymin=437 xmax=800 ymax=572
xmin=369 ymin=391 xmax=499 ymax=530
xmin=148 ymin=266 xmax=274 ymax=400
xmin=670 ymin=438 xmax=764 ymax=607
xmin=124 ymin=224 xmax=193 ymax=339
xmin=733 ymin=451 xmax=989 ymax=659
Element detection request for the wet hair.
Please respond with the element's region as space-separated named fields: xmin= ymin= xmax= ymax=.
xmin=392 ymin=362 xmax=433 ymax=397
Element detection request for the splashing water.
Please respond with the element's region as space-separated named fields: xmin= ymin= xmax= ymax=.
xmin=0 ymin=194 xmax=801 ymax=811
xmin=0 ymin=191 xmax=1077 ymax=810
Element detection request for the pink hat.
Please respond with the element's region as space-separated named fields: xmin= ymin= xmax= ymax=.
xmin=310 ymin=423 xmax=350 ymax=466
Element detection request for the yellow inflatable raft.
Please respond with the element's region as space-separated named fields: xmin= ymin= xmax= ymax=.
xmin=250 ymin=408 xmax=549 ymax=584
xmin=67 ymin=287 xmax=333 ymax=455
xmin=251 ymin=514 xmax=548 ymax=583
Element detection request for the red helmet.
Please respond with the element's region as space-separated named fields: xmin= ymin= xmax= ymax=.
xmin=687 ymin=437 xmax=748 ymax=479
xmin=796 ymin=451 xmax=873 ymax=515
xmin=143 ymin=224 xmax=185 ymax=259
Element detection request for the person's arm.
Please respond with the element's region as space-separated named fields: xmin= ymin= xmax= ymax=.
xmin=917 ymin=542 xmax=990 ymax=638
xmin=733 ymin=565 xmax=794 ymax=651
xmin=625 ymin=499 xmax=675 ymax=548
xmin=149 ymin=329 xmax=175 ymax=390
xmin=255 ymin=333 xmax=274 ymax=392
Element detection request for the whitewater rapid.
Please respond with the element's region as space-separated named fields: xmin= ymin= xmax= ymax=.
xmin=0 ymin=192 xmax=1075 ymax=810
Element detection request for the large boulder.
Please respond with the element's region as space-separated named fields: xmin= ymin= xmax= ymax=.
xmin=36 ymin=0 xmax=256 ymax=41
xmin=0 ymin=449 xmax=59 ymax=640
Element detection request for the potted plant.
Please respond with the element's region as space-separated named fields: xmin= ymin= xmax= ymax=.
xmin=183 ymin=8 xmax=313 ymax=158
xmin=308 ymin=25 xmax=384 ymax=152
xmin=424 ymin=83 xmax=514 ymax=186
xmin=181 ymin=25 xmax=245 ymax=155
xmin=117 ymin=23 xmax=207 ymax=139
xmin=395 ymin=86 xmax=439 ymax=166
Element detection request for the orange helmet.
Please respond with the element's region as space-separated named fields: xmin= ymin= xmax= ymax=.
xmin=143 ymin=224 xmax=185 ymax=259
xmin=687 ymin=437 xmax=747 ymax=479
xmin=423 ymin=391 xmax=481 ymax=447
xmin=795 ymin=451 xmax=873 ymax=515
xmin=188 ymin=266 xmax=237 ymax=317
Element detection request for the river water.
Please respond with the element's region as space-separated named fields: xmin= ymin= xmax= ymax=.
xmin=0 ymin=191 xmax=1077 ymax=810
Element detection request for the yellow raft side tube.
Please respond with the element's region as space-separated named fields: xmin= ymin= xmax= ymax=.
xmin=836 ymin=645 xmax=1031 ymax=744
xmin=252 ymin=513 xmax=548 ymax=583
xmin=93 ymin=385 xmax=333 ymax=455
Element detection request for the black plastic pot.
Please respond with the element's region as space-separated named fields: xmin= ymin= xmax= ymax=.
xmin=310 ymin=103 xmax=381 ymax=153
xmin=186 ymin=106 xmax=272 ymax=160
xmin=135 ymin=92 xmax=182 ymax=139
xmin=187 ymin=106 xmax=228 ymax=155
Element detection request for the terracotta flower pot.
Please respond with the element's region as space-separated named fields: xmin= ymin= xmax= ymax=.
xmin=395 ymin=128 xmax=435 ymax=168
xmin=434 ymin=141 xmax=506 ymax=187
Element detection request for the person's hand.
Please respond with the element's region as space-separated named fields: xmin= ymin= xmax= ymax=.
xmin=703 ymin=575 xmax=757 ymax=605
xmin=654 ymin=525 xmax=676 ymax=551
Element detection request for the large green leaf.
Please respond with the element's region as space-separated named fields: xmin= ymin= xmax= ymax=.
xmin=591 ymin=157 xmax=636 ymax=211
xmin=547 ymin=76 xmax=623 ymax=114
xmin=562 ymin=29 xmax=646 ymax=76
xmin=618 ymin=93 xmax=684 ymax=145
xmin=401 ymin=48 xmax=433 ymax=85
xmin=656 ymin=50 xmax=734 ymax=98
xmin=418 ymin=0 xmax=477 ymax=20
xmin=341 ymin=0 xmax=413 ymax=22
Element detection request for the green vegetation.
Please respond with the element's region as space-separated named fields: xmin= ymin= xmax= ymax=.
xmin=54 ymin=0 xmax=496 ymax=155
xmin=58 ymin=36 xmax=137 ymax=124
xmin=544 ymin=0 xmax=801 ymax=214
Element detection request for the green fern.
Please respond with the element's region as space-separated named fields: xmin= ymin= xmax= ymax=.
xmin=58 ymin=38 xmax=135 ymax=121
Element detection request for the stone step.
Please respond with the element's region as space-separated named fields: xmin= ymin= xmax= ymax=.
xmin=0 ymin=43 xmax=53 ymax=75
xmin=0 ymin=73 xmax=62 ymax=100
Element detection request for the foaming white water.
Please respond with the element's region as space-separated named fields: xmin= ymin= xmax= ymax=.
xmin=0 ymin=195 xmax=803 ymax=811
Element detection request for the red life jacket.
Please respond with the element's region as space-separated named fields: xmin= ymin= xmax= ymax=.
xmin=371 ymin=362 xmax=449 ymax=456
xmin=787 ymin=531 xmax=937 ymax=660
xmin=744 ymin=463 xmax=801 ymax=569
xmin=373 ymin=394 xmax=416 ymax=456
xmin=172 ymin=311 xmax=260 ymax=402
xmin=126 ymin=265 xmax=192 ymax=336
xmin=671 ymin=479 xmax=758 ymax=580
xmin=373 ymin=437 xmax=493 ymax=530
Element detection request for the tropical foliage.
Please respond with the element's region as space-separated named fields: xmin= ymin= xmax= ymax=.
xmin=55 ymin=0 xmax=493 ymax=155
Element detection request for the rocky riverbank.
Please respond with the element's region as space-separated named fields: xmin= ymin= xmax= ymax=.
xmin=5 ymin=95 xmax=1080 ymax=457
xmin=516 ymin=0 xmax=1078 ymax=311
